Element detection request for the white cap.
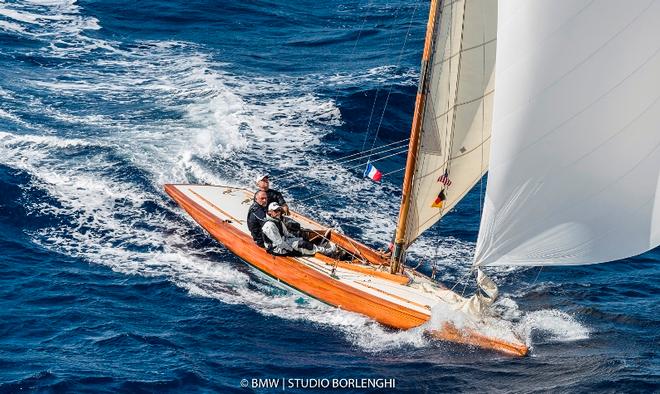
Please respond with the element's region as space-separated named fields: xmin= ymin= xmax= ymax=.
xmin=254 ymin=173 xmax=269 ymax=184
xmin=268 ymin=202 xmax=282 ymax=211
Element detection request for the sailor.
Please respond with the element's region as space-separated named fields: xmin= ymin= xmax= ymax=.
xmin=247 ymin=190 xmax=268 ymax=247
xmin=254 ymin=172 xmax=303 ymax=236
xmin=262 ymin=202 xmax=335 ymax=257
xmin=254 ymin=174 xmax=290 ymax=215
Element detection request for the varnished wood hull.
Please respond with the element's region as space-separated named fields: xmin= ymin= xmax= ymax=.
xmin=165 ymin=184 xmax=528 ymax=357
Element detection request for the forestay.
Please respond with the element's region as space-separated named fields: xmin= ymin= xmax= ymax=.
xmin=404 ymin=0 xmax=497 ymax=246
xmin=475 ymin=0 xmax=660 ymax=266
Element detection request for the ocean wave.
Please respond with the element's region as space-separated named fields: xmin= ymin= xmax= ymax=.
xmin=0 ymin=0 xmax=99 ymax=45
xmin=518 ymin=309 xmax=590 ymax=344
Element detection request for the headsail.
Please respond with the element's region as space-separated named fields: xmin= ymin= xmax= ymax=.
xmin=401 ymin=0 xmax=497 ymax=247
xmin=475 ymin=0 xmax=660 ymax=266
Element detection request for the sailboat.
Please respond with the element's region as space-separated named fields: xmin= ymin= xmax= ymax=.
xmin=165 ymin=0 xmax=660 ymax=357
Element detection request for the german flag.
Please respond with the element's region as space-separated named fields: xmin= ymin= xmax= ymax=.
xmin=432 ymin=190 xmax=446 ymax=208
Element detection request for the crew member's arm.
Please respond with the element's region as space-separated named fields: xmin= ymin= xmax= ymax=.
xmin=275 ymin=191 xmax=290 ymax=215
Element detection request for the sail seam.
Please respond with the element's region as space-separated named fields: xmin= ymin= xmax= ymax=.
xmin=433 ymin=38 xmax=496 ymax=68
xmin=431 ymin=89 xmax=494 ymax=121
xmin=490 ymin=0 xmax=657 ymax=173
xmin=441 ymin=0 xmax=461 ymax=11
xmin=482 ymin=108 xmax=660 ymax=265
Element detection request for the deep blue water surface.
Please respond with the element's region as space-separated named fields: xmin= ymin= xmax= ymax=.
xmin=0 ymin=1 xmax=658 ymax=392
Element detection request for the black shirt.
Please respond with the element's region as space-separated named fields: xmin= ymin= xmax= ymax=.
xmin=248 ymin=189 xmax=287 ymax=247
xmin=247 ymin=203 xmax=267 ymax=247
xmin=265 ymin=189 xmax=286 ymax=208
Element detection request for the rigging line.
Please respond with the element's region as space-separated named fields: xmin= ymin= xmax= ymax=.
xmin=360 ymin=1 xmax=406 ymax=155
xmin=293 ymin=165 xmax=407 ymax=203
xmin=350 ymin=0 xmax=374 ymax=58
xmin=331 ymin=137 xmax=409 ymax=162
xmin=445 ymin=0 xmax=468 ymax=180
xmin=325 ymin=139 xmax=408 ymax=167
xmin=360 ymin=85 xmax=382 ymax=156
xmin=382 ymin=167 xmax=406 ymax=176
xmin=304 ymin=239 xmax=372 ymax=268
xmin=437 ymin=0 xmax=453 ymax=186
xmin=449 ymin=266 xmax=474 ymax=293
xmin=360 ymin=86 xmax=382 ymax=153
xmin=360 ymin=2 xmax=400 ymax=154
xmin=367 ymin=0 xmax=422 ymax=163
xmin=280 ymin=148 xmax=409 ymax=192
xmin=276 ymin=139 xmax=409 ymax=182
xmin=362 ymin=5 xmax=402 ymax=156
xmin=250 ymin=1 xmax=375 ymax=189
xmin=479 ymin=3 xmax=486 ymax=225
xmin=333 ymin=0 xmax=374 ymax=106
xmin=318 ymin=235 xmax=373 ymax=267
xmin=279 ymin=147 xmax=408 ymax=191
xmin=460 ymin=273 xmax=470 ymax=297
xmin=531 ymin=266 xmax=543 ymax=288
xmin=288 ymin=228 xmax=378 ymax=264
xmin=343 ymin=148 xmax=409 ymax=171
xmin=333 ymin=142 xmax=410 ymax=167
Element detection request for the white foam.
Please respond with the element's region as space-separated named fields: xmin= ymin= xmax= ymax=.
xmin=0 ymin=109 xmax=29 ymax=127
xmin=0 ymin=20 xmax=26 ymax=33
xmin=0 ymin=7 xmax=40 ymax=24
xmin=0 ymin=0 xmax=100 ymax=54
xmin=325 ymin=65 xmax=418 ymax=87
xmin=25 ymin=0 xmax=78 ymax=6
xmin=517 ymin=309 xmax=590 ymax=344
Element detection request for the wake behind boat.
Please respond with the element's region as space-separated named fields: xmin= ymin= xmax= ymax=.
xmin=164 ymin=184 xmax=529 ymax=356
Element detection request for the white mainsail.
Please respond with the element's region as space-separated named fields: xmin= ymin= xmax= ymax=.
xmin=404 ymin=0 xmax=497 ymax=246
xmin=475 ymin=0 xmax=660 ymax=267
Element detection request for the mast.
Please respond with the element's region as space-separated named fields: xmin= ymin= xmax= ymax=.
xmin=391 ymin=0 xmax=441 ymax=273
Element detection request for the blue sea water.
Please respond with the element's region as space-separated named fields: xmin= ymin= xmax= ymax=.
xmin=0 ymin=0 xmax=658 ymax=392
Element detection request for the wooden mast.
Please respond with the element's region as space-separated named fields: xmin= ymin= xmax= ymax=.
xmin=391 ymin=0 xmax=441 ymax=273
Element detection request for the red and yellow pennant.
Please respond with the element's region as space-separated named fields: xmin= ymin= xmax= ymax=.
xmin=431 ymin=190 xmax=446 ymax=208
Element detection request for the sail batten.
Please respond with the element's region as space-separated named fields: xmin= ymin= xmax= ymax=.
xmin=474 ymin=0 xmax=660 ymax=267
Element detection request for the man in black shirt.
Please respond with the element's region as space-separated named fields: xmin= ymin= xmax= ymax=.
xmin=254 ymin=174 xmax=289 ymax=215
xmin=247 ymin=190 xmax=268 ymax=247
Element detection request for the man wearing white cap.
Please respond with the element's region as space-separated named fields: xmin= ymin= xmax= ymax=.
xmin=262 ymin=202 xmax=335 ymax=257
xmin=254 ymin=174 xmax=289 ymax=215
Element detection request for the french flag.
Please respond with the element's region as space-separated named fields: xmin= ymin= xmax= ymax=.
xmin=364 ymin=162 xmax=382 ymax=182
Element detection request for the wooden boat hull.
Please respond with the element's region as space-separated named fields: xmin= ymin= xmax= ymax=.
xmin=164 ymin=184 xmax=528 ymax=357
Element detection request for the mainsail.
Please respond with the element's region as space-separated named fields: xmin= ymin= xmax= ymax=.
xmin=396 ymin=0 xmax=497 ymax=251
xmin=475 ymin=0 xmax=660 ymax=266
